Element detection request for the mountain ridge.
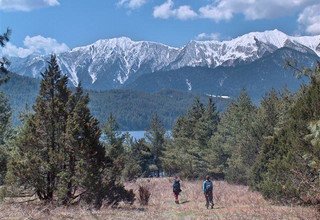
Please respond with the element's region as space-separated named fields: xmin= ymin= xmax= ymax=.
xmin=8 ymin=29 xmax=320 ymax=90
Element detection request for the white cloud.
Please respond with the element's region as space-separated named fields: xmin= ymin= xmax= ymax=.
xmin=298 ymin=3 xmax=320 ymax=35
xmin=153 ymin=0 xmax=197 ymax=20
xmin=2 ymin=35 xmax=69 ymax=58
xmin=199 ymin=0 xmax=318 ymax=22
xmin=196 ymin=33 xmax=221 ymax=41
xmin=153 ymin=0 xmax=174 ymax=19
xmin=176 ymin=5 xmax=197 ymax=20
xmin=0 ymin=0 xmax=59 ymax=11
xmin=117 ymin=0 xmax=147 ymax=10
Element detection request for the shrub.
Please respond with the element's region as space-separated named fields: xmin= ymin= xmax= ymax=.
xmin=138 ymin=185 xmax=151 ymax=206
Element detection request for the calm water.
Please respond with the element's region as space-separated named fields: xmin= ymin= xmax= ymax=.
xmin=123 ymin=131 xmax=146 ymax=140
xmin=123 ymin=130 xmax=171 ymax=140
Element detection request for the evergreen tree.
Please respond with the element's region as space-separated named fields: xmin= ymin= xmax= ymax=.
xmin=0 ymin=28 xmax=11 ymax=85
xmin=250 ymin=89 xmax=292 ymax=190
xmin=0 ymin=28 xmax=12 ymax=184
xmin=0 ymin=92 xmax=11 ymax=185
xmin=162 ymin=137 xmax=203 ymax=178
xmin=163 ymin=98 xmax=219 ymax=178
xmin=6 ymin=57 xmax=134 ymax=208
xmin=123 ymin=138 xmax=152 ymax=180
xmin=194 ymin=97 xmax=219 ymax=148
xmin=252 ymin=63 xmax=320 ymax=202
xmin=145 ymin=114 xmax=165 ymax=177
xmin=60 ymin=84 xmax=105 ymax=206
xmin=7 ymin=55 xmax=70 ymax=201
xmin=208 ymin=90 xmax=257 ymax=184
xmin=101 ymin=114 xmax=135 ymax=207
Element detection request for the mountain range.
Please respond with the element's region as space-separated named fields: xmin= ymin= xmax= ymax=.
xmin=8 ymin=29 xmax=320 ymax=92
xmin=2 ymin=29 xmax=320 ymax=129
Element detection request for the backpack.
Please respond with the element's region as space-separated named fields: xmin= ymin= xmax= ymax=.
xmin=205 ymin=180 xmax=213 ymax=192
xmin=173 ymin=180 xmax=181 ymax=193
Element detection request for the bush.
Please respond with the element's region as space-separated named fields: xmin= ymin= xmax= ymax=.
xmin=138 ymin=185 xmax=151 ymax=206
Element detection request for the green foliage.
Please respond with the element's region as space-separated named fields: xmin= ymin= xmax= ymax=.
xmin=0 ymin=28 xmax=12 ymax=185
xmin=7 ymin=55 xmax=71 ymax=201
xmin=6 ymin=55 xmax=134 ymax=208
xmin=0 ymin=92 xmax=11 ymax=185
xmin=163 ymin=97 xmax=220 ymax=179
xmin=145 ymin=114 xmax=166 ymax=177
xmin=251 ymin=63 xmax=320 ymax=204
xmin=0 ymin=28 xmax=11 ymax=85
xmin=123 ymin=138 xmax=153 ymax=180
xmin=100 ymin=114 xmax=135 ymax=207
xmin=207 ymin=91 xmax=257 ymax=184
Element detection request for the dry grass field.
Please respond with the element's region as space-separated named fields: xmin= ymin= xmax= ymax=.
xmin=0 ymin=178 xmax=319 ymax=220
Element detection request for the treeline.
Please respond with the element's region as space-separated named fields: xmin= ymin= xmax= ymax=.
xmin=115 ymin=61 xmax=320 ymax=205
xmin=159 ymin=63 xmax=320 ymax=205
xmin=0 ymin=72 xmax=230 ymax=130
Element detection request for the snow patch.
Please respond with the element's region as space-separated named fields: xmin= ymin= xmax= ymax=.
xmin=186 ymin=79 xmax=192 ymax=91
xmin=206 ymin=94 xmax=231 ymax=99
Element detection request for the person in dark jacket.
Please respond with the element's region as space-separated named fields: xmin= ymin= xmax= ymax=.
xmin=172 ymin=176 xmax=182 ymax=204
xmin=203 ymin=175 xmax=214 ymax=209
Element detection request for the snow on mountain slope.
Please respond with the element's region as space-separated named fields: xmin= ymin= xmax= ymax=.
xmin=172 ymin=29 xmax=320 ymax=68
xmin=8 ymin=30 xmax=320 ymax=90
xmin=10 ymin=37 xmax=180 ymax=88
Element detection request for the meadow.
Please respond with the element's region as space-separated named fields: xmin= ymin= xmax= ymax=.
xmin=0 ymin=178 xmax=319 ymax=220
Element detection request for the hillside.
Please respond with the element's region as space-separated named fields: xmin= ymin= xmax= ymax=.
xmin=126 ymin=47 xmax=319 ymax=102
xmin=0 ymin=73 xmax=230 ymax=129
xmin=0 ymin=178 xmax=318 ymax=219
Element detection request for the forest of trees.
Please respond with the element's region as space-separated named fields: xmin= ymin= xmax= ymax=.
xmin=0 ymin=27 xmax=319 ymax=209
xmin=119 ymin=62 xmax=320 ymax=206
xmin=159 ymin=63 xmax=320 ymax=205
xmin=0 ymin=73 xmax=230 ymax=130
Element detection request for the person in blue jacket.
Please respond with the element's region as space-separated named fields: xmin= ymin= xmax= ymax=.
xmin=203 ymin=175 xmax=214 ymax=209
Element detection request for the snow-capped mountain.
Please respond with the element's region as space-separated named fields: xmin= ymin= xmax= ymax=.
xmin=9 ymin=37 xmax=180 ymax=89
xmin=8 ymin=30 xmax=320 ymax=90
xmin=171 ymin=30 xmax=320 ymax=68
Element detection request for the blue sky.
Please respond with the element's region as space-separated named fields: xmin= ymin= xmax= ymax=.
xmin=0 ymin=0 xmax=319 ymax=58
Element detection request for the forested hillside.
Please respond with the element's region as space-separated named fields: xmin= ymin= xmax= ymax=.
xmin=0 ymin=73 xmax=230 ymax=129
xmin=126 ymin=47 xmax=318 ymax=102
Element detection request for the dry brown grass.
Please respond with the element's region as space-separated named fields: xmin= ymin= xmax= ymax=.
xmin=0 ymin=178 xmax=319 ymax=220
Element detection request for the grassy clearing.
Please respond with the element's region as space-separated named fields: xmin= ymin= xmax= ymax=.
xmin=0 ymin=178 xmax=319 ymax=219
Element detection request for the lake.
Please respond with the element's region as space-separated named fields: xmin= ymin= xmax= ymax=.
xmin=123 ymin=131 xmax=146 ymax=140
xmin=123 ymin=130 xmax=172 ymax=140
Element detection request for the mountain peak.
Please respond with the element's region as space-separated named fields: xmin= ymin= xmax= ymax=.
xmin=9 ymin=30 xmax=320 ymax=91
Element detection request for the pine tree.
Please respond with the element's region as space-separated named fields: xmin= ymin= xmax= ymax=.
xmin=102 ymin=114 xmax=135 ymax=207
xmin=7 ymin=55 xmax=70 ymax=201
xmin=0 ymin=28 xmax=11 ymax=85
xmin=123 ymin=138 xmax=152 ymax=180
xmin=0 ymin=28 xmax=12 ymax=184
xmin=208 ymin=90 xmax=257 ymax=184
xmin=60 ymin=84 xmax=105 ymax=205
xmin=249 ymin=89 xmax=291 ymax=190
xmin=0 ymin=92 xmax=11 ymax=185
xmin=145 ymin=114 xmax=165 ymax=177
xmin=252 ymin=63 xmax=320 ymax=202
xmin=162 ymin=137 xmax=204 ymax=178
xmin=163 ymin=98 xmax=218 ymax=178
xmin=194 ymin=97 xmax=219 ymax=148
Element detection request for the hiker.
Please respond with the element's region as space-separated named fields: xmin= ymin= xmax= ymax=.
xmin=203 ymin=175 xmax=214 ymax=209
xmin=172 ymin=176 xmax=182 ymax=204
